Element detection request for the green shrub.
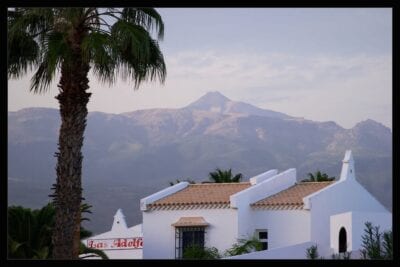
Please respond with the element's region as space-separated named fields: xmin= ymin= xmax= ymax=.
xmin=182 ymin=245 xmax=221 ymax=259
xmin=361 ymin=222 xmax=392 ymax=259
xmin=224 ymin=235 xmax=263 ymax=256
xmin=306 ymin=245 xmax=319 ymax=259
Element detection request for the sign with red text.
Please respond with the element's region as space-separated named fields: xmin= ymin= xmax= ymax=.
xmin=86 ymin=237 xmax=143 ymax=250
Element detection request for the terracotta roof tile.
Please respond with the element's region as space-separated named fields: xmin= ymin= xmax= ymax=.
xmin=251 ymin=181 xmax=334 ymax=209
xmin=148 ymin=182 xmax=251 ymax=208
xmin=171 ymin=217 xmax=209 ymax=227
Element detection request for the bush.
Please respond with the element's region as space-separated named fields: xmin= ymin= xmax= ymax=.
xmin=331 ymin=251 xmax=351 ymax=259
xmin=361 ymin=222 xmax=392 ymax=259
xmin=182 ymin=245 xmax=220 ymax=259
xmin=224 ymin=235 xmax=263 ymax=256
xmin=306 ymin=245 xmax=319 ymax=259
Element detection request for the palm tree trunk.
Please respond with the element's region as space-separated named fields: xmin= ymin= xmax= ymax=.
xmin=52 ymin=45 xmax=91 ymax=259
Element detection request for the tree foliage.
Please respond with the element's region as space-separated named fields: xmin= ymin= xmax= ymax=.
xmin=169 ymin=178 xmax=196 ymax=186
xmin=182 ymin=245 xmax=221 ymax=259
xmin=361 ymin=222 xmax=392 ymax=259
xmin=8 ymin=8 xmax=166 ymax=92
xmin=224 ymin=235 xmax=263 ymax=256
xmin=7 ymin=203 xmax=106 ymax=259
xmin=301 ymin=170 xmax=335 ymax=182
xmin=305 ymin=245 xmax=320 ymax=259
xmin=8 ymin=203 xmax=55 ymax=259
xmin=208 ymin=168 xmax=243 ymax=183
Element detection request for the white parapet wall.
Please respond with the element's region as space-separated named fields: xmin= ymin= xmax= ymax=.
xmin=249 ymin=169 xmax=278 ymax=185
xmin=225 ymin=241 xmax=316 ymax=259
xmin=231 ymin=168 xmax=297 ymax=240
xmin=231 ymin=168 xmax=297 ymax=208
xmin=140 ymin=182 xmax=189 ymax=211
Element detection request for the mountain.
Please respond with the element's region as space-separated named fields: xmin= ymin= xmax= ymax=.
xmin=186 ymin=91 xmax=292 ymax=119
xmin=7 ymin=92 xmax=392 ymax=234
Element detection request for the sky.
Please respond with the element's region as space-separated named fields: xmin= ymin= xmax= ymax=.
xmin=8 ymin=8 xmax=392 ymax=129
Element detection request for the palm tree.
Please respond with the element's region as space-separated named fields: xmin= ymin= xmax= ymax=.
xmin=301 ymin=170 xmax=335 ymax=182
xmin=169 ymin=178 xmax=196 ymax=186
xmin=208 ymin=168 xmax=243 ymax=183
xmin=8 ymin=204 xmax=55 ymax=259
xmin=8 ymin=8 xmax=166 ymax=259
xmin=8 ymin=203 xmax=107 ymax=259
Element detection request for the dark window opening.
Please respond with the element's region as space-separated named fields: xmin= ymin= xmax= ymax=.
xmin=257 ymin=230 xmax=268 ymax=251
xmin=261 ymin=242 xmax=268 ymax=250
xmin=175 ymin=227 xmax=205 ymax=259
xmin=259 ymin=232 xmax=268 ymax=239
xmin=339 ymin=227 xmax=347 ymax=253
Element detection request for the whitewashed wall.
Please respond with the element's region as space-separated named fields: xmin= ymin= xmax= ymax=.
xmin=250 ymin=210 xmax=311 ymax=249
xmin=330 ymin=211 xmax=353 ymax=253
xmin=330 ymin=211 xmax=392 ymax=255
xmin=81 ymin=209 xmax=143 ymax=259
xmin=308 ymin=178 xmax=390 ymax=253
xmin=231 ymin=168 xmax=296 ymax=238
xmin=305 ymin=151 xmax=390 ymax=253
xmin=82 ymin=224 xmax=143 ymax=259
xmin=142 ymin=208 xmax=238 ymax=259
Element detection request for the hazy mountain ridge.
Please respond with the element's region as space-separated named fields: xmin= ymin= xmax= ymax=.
xmin=8 ymin=92 xmax=392 ymax=234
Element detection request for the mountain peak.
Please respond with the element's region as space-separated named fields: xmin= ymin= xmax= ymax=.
xmin=353 ymin=119 xmax=389 ymax=130
xmin=186 ymin=91 xmax=231 ymax=112
xmin=202 ymin=91 xmax=230 ymax=101
xmin=185 ymin=91 xmax=291 ymax=119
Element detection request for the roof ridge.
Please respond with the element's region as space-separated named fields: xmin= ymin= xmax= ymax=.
xmin=189 ymin=182 xmax=251 ymax=186
xmin=297 ymin=181 xmax=334 ymax=184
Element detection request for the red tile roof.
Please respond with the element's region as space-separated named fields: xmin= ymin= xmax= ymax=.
xmin=251 ymin=182 xmax=334 ymax=210
xmin=148 ymin=182 xmax=251 ymax=209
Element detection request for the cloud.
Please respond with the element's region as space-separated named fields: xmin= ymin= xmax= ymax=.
xmin=8 ymin=48 xmax=391 ymax=129
xmin=162 ymin=49 xmax=391 ymax=128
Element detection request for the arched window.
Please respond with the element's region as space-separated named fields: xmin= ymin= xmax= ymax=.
xmin=339 ymin=227 xmax=347 ymax=253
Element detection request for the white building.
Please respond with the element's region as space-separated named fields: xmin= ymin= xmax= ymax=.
xmin=81 ymin=209 xmax=143 ymax=259
xmin=140 ymin=150 xmax=391 ymax=259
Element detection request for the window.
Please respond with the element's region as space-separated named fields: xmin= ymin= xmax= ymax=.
xmin=256 ymin=229 xmax=268 ymax=250
xmin=175 ymin=227 xmax=205 ymax=259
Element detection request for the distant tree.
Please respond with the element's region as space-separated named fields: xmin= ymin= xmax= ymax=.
xmin=8 ymin=204 xmax=55 ymax=259
xmin=169 ymin=178 xmax=196 ymax=186
xmin=208 ymin=168 xmax=243 ymax=183
xmin=225 ymin=235 xmax=263 ymax=256
xmin=182 ymin=245 xmax=221 ymax=259
xmin=8 ymin=203 xmax=107 ymax=259
xmin=361 ymin=222 xmax=392 ymax=259
xmin=301 ymin=170 xmax=335 ymax=182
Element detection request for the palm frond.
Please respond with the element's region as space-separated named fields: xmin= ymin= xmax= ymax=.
xmin=111 ymin=20 xmax=166 ymax=88
xmin=79 ymin=243 xmax=109 ymax=259
xmin=9 ymin=7 xmax=166 ymax=93
xmin=7 ymin=30 xmax=39 ymax=78
xmin=82 ymin=31 xmax=116 ymax=85
xmin=30 ymin=31 xmax=69 ymax=93
xmin=122 ymin=8 xmax=164 ymax=40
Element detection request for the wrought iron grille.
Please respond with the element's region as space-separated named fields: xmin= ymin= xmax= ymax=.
xmin=175 ymin=227 xmax=205 ymax=259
